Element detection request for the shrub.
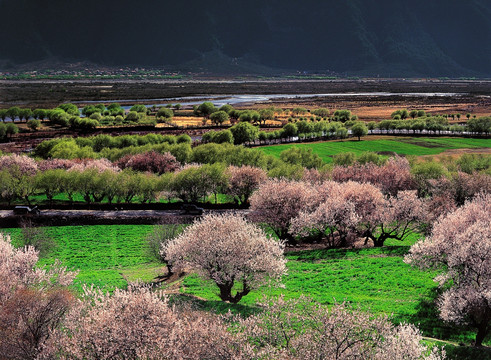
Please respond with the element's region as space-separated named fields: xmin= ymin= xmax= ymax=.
xmin=280 ymin=146 xmax=323 ymax=169
xmin=210 ymin=110 xmax=229 ymax=125
xmin=27 ymin=119 xmax=41 ymax=131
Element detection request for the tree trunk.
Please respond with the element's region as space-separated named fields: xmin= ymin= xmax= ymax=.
xmin=218 ymin=281 xmax=234 ymax=302
xmin=475 ymin=322 xmax=488 ymax=347
xmin=217 ymin=280 xmax=250 ymax=303
xmin=373 ymin=239 xmax=385 ymax=247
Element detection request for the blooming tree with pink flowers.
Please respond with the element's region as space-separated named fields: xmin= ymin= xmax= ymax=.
xmin=225 ymin=165 xmax=267 ymax=205
xmin=164 ymin=213 xmax=286 ymax=303
xmin=405 ymin=193 xmax=491 ymax=346
xmin=249 ymin=179 xmax=317 ymax=242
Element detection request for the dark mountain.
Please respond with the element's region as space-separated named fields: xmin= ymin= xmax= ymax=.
xmin=1 ymin=0 xmax=490 ymax=77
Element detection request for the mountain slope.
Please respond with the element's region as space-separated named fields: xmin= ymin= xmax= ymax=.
xmin=1 ymin=0 xmax=490 ymax=76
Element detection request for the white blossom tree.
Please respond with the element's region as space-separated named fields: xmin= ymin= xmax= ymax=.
xmin=164 ymin=213 xmax=286 ymax=303
xmin=405 ymin=193 xmax=491 ymax=346
xmin=234 ymin=296 xmax=445 ymax=359
xmin=0 ymin=234 xmax=77 ymax=359
xmin=249 ymin=179 xmax=317 ymax=243
xmin=47 ymin=286 xmax=242 ymax=360
xmin=360 ymin=190 xmax=428 ymax=247
xmin=225 ymin=165 xmax=267 ymax=205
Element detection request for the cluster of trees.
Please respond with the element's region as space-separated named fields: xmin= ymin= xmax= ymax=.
xmin=0 ymin=153 xmax=271 ymax=206
xmin=0 ymin=122 xmax=19 ymax=140
xmin=249 ymin=177 xmax=426 ymax=247
xmin=35 ymin=133 xmax=192 ymax=159
xmin=34 ymin=136 xmax=320 ymax=178
xmin=82 ymin=103 xmax=125 ymax=117
xmin=0 ymin=230 xmax=445 ymax=359
xmin=4 ymin=141 xmax=490 ymax=209
xmin=0 ymin=103 xmax=167 ymax=132
xmin=194 ymin=102 xmax=277 ymax=126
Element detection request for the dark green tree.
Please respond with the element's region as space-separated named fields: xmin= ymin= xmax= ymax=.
xmin=333 ymin=109 xmax=352 ymax=122
xmin=351 ymin=122 xmax=368 ymax=140
xmin=6 ymin=107 xmax=21 ymax=121
xmin=282 ymin=123 xmax=298 ymax=139
xmin=230 ymin=122 xmax=259 ymax=145
xmin=210 ymin=110 xmax=229 ymax=125
xmin=195 ymin=102 xmax=217 ymax=118
xmin=156 ymin=107 xmax=174 ymax=122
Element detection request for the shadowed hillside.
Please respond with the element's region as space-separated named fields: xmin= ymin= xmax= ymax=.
xmin=1 ymin=0 xmax=490 ymax=77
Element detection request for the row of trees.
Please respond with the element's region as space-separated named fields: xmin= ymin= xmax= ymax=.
xmin=2 ymin=149 xmax=489 ymax=209
xmin=201 ymin=116 xmax=490 ymax=147
xmin=202 ymin=120 xmax=355 ymax=146
xmin=0 ymin=154 xmax=268 ymax=206
xmin=391 ymin=108 xmax=479 ymax=121
xmin=0 ymin=103 xmax=173 ymax=131
xmin=35 ymin=133 xmax=191 ymax=159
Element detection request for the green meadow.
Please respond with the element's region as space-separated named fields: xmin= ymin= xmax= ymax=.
xmin=259 ymin=137 xmax=491 ymax=163
xmin=6 ymin=225 xmax=160 ymax=291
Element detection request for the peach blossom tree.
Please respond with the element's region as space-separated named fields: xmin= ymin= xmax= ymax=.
xmin=360 ymin=190 xmax=427 ymax=247
xmin=225 ymin=165 xmax=267 ymax=205
xmin=330 ymin=156 xmax=415 ymax=196
xmin=234 ymin=296 xmax=445 ymax=359
xmin=290 ymin=181 xmax=386 ymax=248
xmin=47 ymin=286 xmax=242 ymax=360
xmin=164 ymin=213 xmax=286 ymax=303
xmin=0 ymin=234 xmax=76 ymax=359
xmin=405 ymin=193 xmax=491 ymax=346
xmin=249 ymin=179 xmax=317 ymax=243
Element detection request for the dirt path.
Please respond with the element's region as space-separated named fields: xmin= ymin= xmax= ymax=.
xmin=0 ymin=209 xmax=250 ymax=227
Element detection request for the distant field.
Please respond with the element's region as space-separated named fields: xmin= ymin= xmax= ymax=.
xmin=258 ymin=137 xmax=491 ymax=163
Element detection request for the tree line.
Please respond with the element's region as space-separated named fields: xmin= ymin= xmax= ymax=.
xmin=1 ymin=147 xmax=489 ymax=210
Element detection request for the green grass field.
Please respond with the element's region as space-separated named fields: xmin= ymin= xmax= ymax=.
xmin=259 ymin=137 xmax=491 ymax=163
xmin=179 ymin=236 xmax=480 ymax=346
xmin=3 ymin=224 xmax=490 ymax=357
xmin=5 ymin=225 xmax=160 ymax=291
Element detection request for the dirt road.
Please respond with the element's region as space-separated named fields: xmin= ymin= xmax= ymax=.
xmin=0 ymin=209 xmax=250 ymax=227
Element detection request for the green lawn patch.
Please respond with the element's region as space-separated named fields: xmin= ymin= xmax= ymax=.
xmin=2 ymin=224 xmax=488 ymax=353
xmin=5 ymin=224 xmax=159 ymax=291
